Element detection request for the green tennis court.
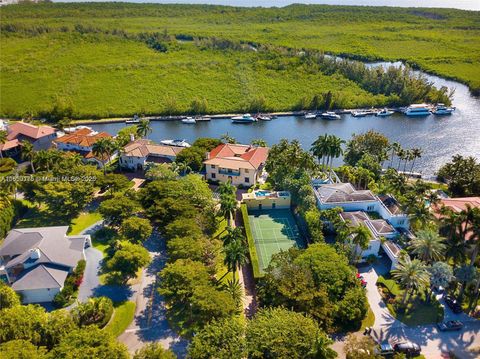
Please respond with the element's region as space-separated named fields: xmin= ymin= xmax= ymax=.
xmin=248 ymin=209 xmax=306 ymax=273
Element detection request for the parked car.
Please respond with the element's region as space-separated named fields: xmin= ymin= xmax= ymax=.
xmin=437 ymin=320 xmax=464 ymax=331
xmin=444 ymin=295 xmax=463 ymax=314
xmin=374 ymin=342 xmax=395 ymax=357
xmin=393 ymin=342 xmax=421 ymax=356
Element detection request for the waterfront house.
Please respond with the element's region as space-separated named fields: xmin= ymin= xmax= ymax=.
xmin=242 ymin=190 xmax=291 ymax=210
xmin=432 ymin=196 xmax=480 ymax=240
xmin=119 ymin=139 xmax=184 ymax=171
xmin=0 ymin=122 xmax=57 ymax=157
xmin=54 ymin=127 xmax=116 ymax=167
xmin=0 ymin=226 xmax=91 ymax=303
xmin=204 ymin=143 xmax=269 ymax=187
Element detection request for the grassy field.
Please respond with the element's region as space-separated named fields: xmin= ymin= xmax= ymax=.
xmin=1 ymin=3 xmax=478 ymax=118
xmin=104 ymin=301 xmax=136 ymax=337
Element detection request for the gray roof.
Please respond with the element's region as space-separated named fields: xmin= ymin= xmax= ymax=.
xmin=0 ymin=226 xmax=86 ymax=269
xmin=369 ymin=219 xmax=396 ymax=235
xmin=315 ymin=183 xmax=376 ymax=204
xmin=340 ymin=211 xmax=396 ymax=239
xmin=11 ymin=264 xmax=69 ymax=291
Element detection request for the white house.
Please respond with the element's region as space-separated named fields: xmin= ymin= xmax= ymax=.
xmin=119 ymin=139 xmax=184 ymax=171
xmin=204 ymin=143 xmax=269 ymax=187
xmin=0 ymin=227 xmax=90 ymax=303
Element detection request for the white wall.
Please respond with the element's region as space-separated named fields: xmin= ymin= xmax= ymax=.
xmin=206 ymin=164 xmax=258 ymax=187
xmin=318 ymin=201 xmax=378 ymax=212
xmin=19 ymin=287 xmax=60 ymax=304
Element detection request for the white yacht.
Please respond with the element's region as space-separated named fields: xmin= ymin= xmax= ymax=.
xmin=321 ymin=112 xmax=341 ymax=120
xmin=160 ymin=139 xmax=191 ymax=148
xmin=432 ymin=104 xmax=455 ymax=115
xmin=352 ymin=111 xmax=369 ymax=118
xmin=404 ymin=104 xmax=431 ymax=117
xmin=257 ymin=114 xmax=272 ymax=121
xmin=304 ymin=112 xmax=317 ymax=119
xmin=231 ymin=114 xmax=256 ymax=123
xmin=376 ymin=108 xmax=394 ymax=117
xmin=126 ymin=114 xmax=141 ymax=124
xmin=181 ymin=117 xmax=196 ymax=124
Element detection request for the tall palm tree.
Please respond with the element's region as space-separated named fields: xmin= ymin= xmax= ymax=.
xmin=251 ymin=138 xmax=267 ymax=147
xmin=349 ymin=224 xmax=372 ymax=264
xmin=403 ymin=149 xmax=413 ymax=174
xmin=137 ymin=119 xmax=152 ymax=139
xmin=327 ymin=135 xmax=345 ymax=179
xmin=220 ymin=195 xmax=237 ymax=226
xmin=92 ymin=137 xmax=118 ymax=174
xmin=389 ymin=142 xmax=401 ymax=168
xmin=410 ymin=148 xmax=422 ymax=173
xmin=0 ymin=130 xmax=7 ymax=159
xmin=220 ymin=133 xmax=236 ymax=144
xmin=392 ymin=255 xmax=430 ymax=305
xmin=222 ymin=226 xmax=245 ymax=246
xmin=20 ymin=141 xmax=35 ymax=173
xmin=311 ymin=134 xmax=330 ymax=168
xmin=455 ymin=264 xmax=477 ymax=303
xmin=396 ymin=148 xmax=406 ymax=171
xmin=223 ymin=239 xmax=248 ymax=280
xmin=35 ymin=149 xmax=60 ymax=172
xmin=467 ymin=207 xmax=480 ymax=269
xmin=409 ymin=229 xmax=446 ymax=264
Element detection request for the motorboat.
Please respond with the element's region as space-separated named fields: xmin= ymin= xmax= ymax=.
xmin=320 ymin=111 xmax=341 ymax=120
xmin=432 ymin=104 xmax=455 ymax=115
xmin=197 ymin=116 xmax=211 ymax=121
xmin=352 ymin=111 xmax=369 ymax=118
xmin=376 ymin=108 xmax=394 ymax=117
xmin=257 ymin=114 xmax=272 ymax=121
xmin=231 ymin=114 xmax=257 ymax=123
xmin=126 ymin=115 xmax=141 ymax=124
xmin=160 ymin=139 xmax=191 ymax=148
xmin=404 ymin=104 xmax=431 ymax=117
xmin=181 ymin=117 xmax=196 ymax=124
xmin=304 ymin=112 xmax=317 ymax=119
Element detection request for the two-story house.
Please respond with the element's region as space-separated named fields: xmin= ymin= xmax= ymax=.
xmin=0 ymin=226 xmax=91 ymax=303
xmin=119 ymin=139 xmax=184 ymax=171
xmin=204 ymin=144 xmax=269 ymax=187
xmin=0 ymin=122 xmax=57 ymax=157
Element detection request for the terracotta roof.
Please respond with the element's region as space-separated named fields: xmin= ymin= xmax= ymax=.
xmin=122 ymin=139 xmax=183 ymax=158
xmin=204 ymin=143 xmax=268 ymax=170
xmin=54 ymin=128 xmax=111 ymax=147
xmin=0 ymin=139 xmax=20 ymax=151
xmin=432 ymin=197 xmax=480 ymax=219
xmin=7 ymin=122 xmax=56 ymax=141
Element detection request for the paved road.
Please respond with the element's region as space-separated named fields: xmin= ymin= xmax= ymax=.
xmin=357 ymin=260 xmax=480 ymax=359
xmin=117 ymin=233 xmax=188 ymax=357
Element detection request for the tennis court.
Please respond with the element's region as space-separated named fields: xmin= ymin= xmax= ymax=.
xmin=248 ymin=209 xmax=306 ymax=273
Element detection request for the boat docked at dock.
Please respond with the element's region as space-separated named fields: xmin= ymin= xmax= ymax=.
xmin=256 ymin=114 xmax=272 ymax=121
xmin=160 ymin=139 xmax=191 ymax=148
xmin=352 ymin=110 xmax=369 ymax=117
xmin=181 ymin=117 xmax=196 ymax=124
xmin=126 ymin=115 xmax=141 ymax=124
xmin=404 ymin=104 xmax=431 ymax=117
xmin=304 ymin=112 xmax=317 ymax=119
xmin=231 ymin=114 xmax=257 ymax=123
xmin=432 ymin=104 xmax=455 ymax=115
xmin=320 ymin=112 xmax=341 ymax=120
xmin=376 ymin=108 xmax=394 ymax=117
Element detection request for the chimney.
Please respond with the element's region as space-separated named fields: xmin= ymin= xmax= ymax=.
xmin=30 ymin=248 xmax=40 ymax=260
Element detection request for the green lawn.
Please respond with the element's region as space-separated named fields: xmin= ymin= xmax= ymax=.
xmin=377 ymin=275 xmax=444 ymax=326
xmin=214 ymin=216 xmax=235 ymax=284
xmin=104 ymin=301 xmax=136 ymax=338
xmin=69 ymin=211 xmax=102 ymax=235
xmin=360 ymin=307 xmax=375 ymax=331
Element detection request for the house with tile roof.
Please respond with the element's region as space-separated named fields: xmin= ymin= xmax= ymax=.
xmin=0 ymin=226 xmax=91 ymax=303
xmin=54 ymin=128 xmax=116 ymax=167
xmin=432 ymin=196 xmax=480 ymax=240
xmin=0 ymin=122 xmax=57 ymax=157
xmin=204 ymin=143 xmax=269 ymax=187
xmin=119 ymin=139 xmax=184 ymax=171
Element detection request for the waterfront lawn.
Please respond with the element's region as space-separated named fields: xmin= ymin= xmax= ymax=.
xmin=104 ymin=301 xmax=136 ymax=337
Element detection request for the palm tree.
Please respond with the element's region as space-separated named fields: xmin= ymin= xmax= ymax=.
xmin=409 ymin=229 xmax=446 ymax=264
xmin=311 ymin=134 xmax=330 ymax=168
xmin=137 ymin=119 xmax=152 ymax=139
xmin=392 ymin=255 xmax=430 ymax=305
xmin=220 ymin=133 xmax=235 ymax=144
xmin=174 ymin=161 xmax=191 ymax=176
xmin=389 ymin=142 xmax=401 ymax=168
xmin=327 ymin=135 xmax=345 ymax=175
xmin=251 ymin=138 xmax=267 ymax=147
xmin=20 ymin=141 xmax=35 ymax=173
xmin=455 ymin=264 xmax=477 ymax=303
xmin=467 ymin=207 xmax=480 ymax=269
xmin=35 ymin=149 xmax=61 ymax=172
xmin=222 ymin=226 xmax=245 ymax=246
xmin=409 ymin=148 xmax=422 ymax=173
xmin=220 ymin=195 xmax=237 ymax=226
xmin=349 ymin=224 xmax=372 ymax=264
xmin=223 ymin=278 xmax=243 ymax=309
xmin=92 ymin=137 xmax=118 ymax=174
xmin=0 ymin=130 xmax=7 ymax=159
xmin=223 ymin=239 xmax=248 ymax=280
xmin=403 ymin=149 xmax=413 ymax=174
xmin=396 ymin=148 xmax=406 ymax=171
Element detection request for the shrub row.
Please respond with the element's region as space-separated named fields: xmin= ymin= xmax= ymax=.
xmin=240 ymin=204 xmax=262 ymax=279
xmin=53 ymin=259 xmax=86 ymax=308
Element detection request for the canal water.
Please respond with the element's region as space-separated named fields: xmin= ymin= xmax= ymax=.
xmin=89 ymin=64 xmax=480 ymax=177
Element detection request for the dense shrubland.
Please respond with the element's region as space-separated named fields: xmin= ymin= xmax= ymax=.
xmin=1 ymin=3 xmax=477 ymax=118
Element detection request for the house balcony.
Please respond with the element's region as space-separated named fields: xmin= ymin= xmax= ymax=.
xmin=218 ymin=169 xmax=241 ymax=176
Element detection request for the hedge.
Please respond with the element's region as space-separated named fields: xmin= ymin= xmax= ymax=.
xmin=240 ymin=204 xmax=262 ymax=279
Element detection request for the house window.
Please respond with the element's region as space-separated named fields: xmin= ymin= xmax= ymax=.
xmin=245 ymin=177 xmax=250 ymax=183
xmin=367 ymin=205 xmax=374 ymax=211
xmin=211 ymin=173 xmax=216 ymax=179
xmin=211 ymin=165 xmax=216 ymax=169
xmin=398 ymin=220 xmax=404 ymax=225
xmin=245 ymin=169 xmax=249 ymax=173
xmin=228 ymin=169 xmax=233 ymax=173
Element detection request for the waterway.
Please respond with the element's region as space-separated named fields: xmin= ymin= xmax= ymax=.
xmin=89 ymin=63 xmax=480 ymax=177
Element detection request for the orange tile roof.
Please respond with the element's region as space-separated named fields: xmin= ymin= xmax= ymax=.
xmin=204 ymin=143 xmax=268 ymax=170
xmin=432 ymin=197 xmax=480 ymax=219
xmin=0 ymin=139 xmax=20 ymax=151
xmin=54 ymin=129 xmax=112 ymax=147
xmin=7 ymin=122 xmax=56 ymax=141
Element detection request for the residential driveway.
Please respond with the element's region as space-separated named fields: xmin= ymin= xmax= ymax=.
xmin=358 ymin=260 xmax=480 ymax=359
xmin=117 ymin=232 xmax=188 ymax=357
